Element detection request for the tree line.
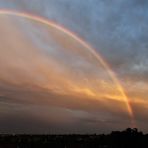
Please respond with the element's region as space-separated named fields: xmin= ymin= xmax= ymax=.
xmin=0 ymin=128 xmax=147 ymax=148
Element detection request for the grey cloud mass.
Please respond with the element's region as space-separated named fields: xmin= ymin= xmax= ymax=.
xmin=6 ymin=0 xmax=148 ymax=79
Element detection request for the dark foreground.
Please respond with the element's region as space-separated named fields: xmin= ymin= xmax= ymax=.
xmin=0 ymin=128 xmax=148 ymax=148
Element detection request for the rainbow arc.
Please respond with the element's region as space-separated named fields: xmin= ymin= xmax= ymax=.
xmin=0 ymin=9 xmax=135 ymax=126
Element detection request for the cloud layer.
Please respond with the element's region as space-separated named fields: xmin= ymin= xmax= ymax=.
xmin=0 ymin=0 xmax=148 ymax=133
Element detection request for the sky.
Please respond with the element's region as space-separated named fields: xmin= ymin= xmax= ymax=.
xmin=0 ymin=0 xmax=148 ymax=134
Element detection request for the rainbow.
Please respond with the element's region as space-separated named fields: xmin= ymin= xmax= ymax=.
xmin=0 ymin=9 xmax=135 ymax=126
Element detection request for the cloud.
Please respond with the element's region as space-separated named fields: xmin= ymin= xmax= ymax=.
xmin=1 ymin=0 xmax=148 ymax=77
xmin=0 ymin=0 xmax=148 ymax=133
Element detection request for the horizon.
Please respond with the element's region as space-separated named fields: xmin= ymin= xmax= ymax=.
xmin=0 ymin=128 xmax=145 ymax=135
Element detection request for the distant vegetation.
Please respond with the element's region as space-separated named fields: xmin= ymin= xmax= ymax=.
xmin=0 ymin=128 xmax=147 ymax=148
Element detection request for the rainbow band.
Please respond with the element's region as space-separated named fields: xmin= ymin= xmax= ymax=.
xmin=0 ymin=9 xmax=134 ymax=125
